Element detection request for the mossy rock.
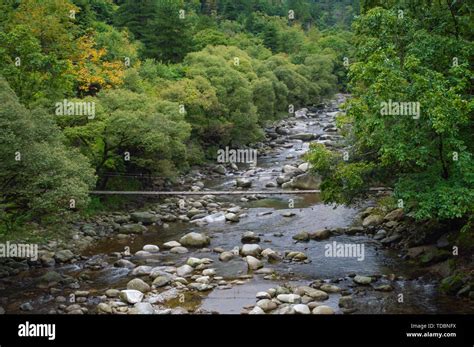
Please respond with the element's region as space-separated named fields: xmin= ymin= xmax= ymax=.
xmin=440 ymin=273 xmax=465 ymax=294
xmin=420 ymin=249 xmax=450 ymax=265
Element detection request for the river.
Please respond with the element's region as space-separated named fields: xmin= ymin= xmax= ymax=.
xmin=0 ymin=94 xmax=471 ymax=315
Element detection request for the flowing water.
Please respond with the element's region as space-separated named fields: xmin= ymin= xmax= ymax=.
xmin=1 ymin=95 xmax=472 ymax=314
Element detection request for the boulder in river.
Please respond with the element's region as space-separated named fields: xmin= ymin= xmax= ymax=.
xmin=219 ymin=251 xmax=234 ymax=262
xmin=142 ymin=245 xmax=159 ymax=253
xmin=162 ymin=241 xmax=181 ymax=249
xmin=353 ymin=275 xmax=372 ymax=285
xmin=120 ymin=290 xmax=143 ymax=304
xmin=277 ymin=294 xmax=301 ymax=304
xmin=236 ymin=178 xmax=252 ymax=188
xmin=179 ymin=232 xmax=210 ymax=247
xmin=213 ymin=165 xmax=226 ymax=175
xmin=130 ymin=302 xmax=155 ymax=315
xmin=362 ymin=214 xmax=384 ymax=227
xmin=309 ymin=229 xmax=331 ymax=240
xmin=293 ymin=231 xmax=310 ymax=242
xmin=225 ymin=213 xmax=240 ymax=222
xmin=127 ymin=278 xmax=151 ymax=293
xmin=312 ymin=305 xmax=334 ymax=314
xmin=152 ymin=274 xmax=172 ymax=287
xmin=176 ymin=264 xmax=194 ymax=277
xmin=241 ymin=231 xmax=260 ymax=244
xmin=54 ymin=250 xmax=74 ymax=263
xmin=256 ymin=299 xmax=278 ymax=312
xmin=245 ymin=256 xmax=263 ymax=270
xmin=289 ymin=173 xmax=321 ymax=190
xmin=276 ymin=173 xmax=294 ymax=185
xmin=293 ymin=304 xmax=311 ymax=314
xmin=241 ymin=244 xmax=262 ymax=257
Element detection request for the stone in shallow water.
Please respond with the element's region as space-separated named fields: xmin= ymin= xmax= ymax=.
xmin=312 ymin=305 xmax=334 ymax=314
xmin=126 ymin=278 xmax=150 ymax=293
xmin=338 ymin=295 xmax=354 ymax=309
xmin=131 ymin=265 xmax=153 ymax=276
xmin=353 ymin=275 xmax=372 ymax=285
xmin=176 ymin=264 xmax=194 ymax=277
xmin=179 ymin=232 xmax=210 ymax=248
xmin=105 ymin=289 xmax=119 ymax=298
xmin=225 ymin=213 xmax=240 ymax=222
xmin=152 ymin=274 xmax=172 ymax=287
xmin=119 ymin=290 xmax=143 ymax=304
xmin=256 ymin=291 xmax=271 ymax=299
xmin=362 ymin=214 xmax=384 ymax=227
xmin=256 ymin=299 xmax=277 ymax=312
xmin=236 ymin=178 xmax=252 ymax=188
xmin=130 ymin=302 xmax=155 ymax=315
xmin=241 ymin=231 xmax=260 ymax=244
xmin=162 ymin=241 xmax=181 ymax=249
xmin=320 ymin=284 xmax=341 ymax=293
xmin=245 ymin=256 xmax=263 ymax=270
xmin=241 ymin=244 xmax=262 ymax=257
xmin=309 ymin=229 xmax=331 ymax=240
xmin=277 ymin=294 xmax=301 ymax=304
xmin=249 ymin=306 xmax=265 ymax=314
xmin=282 ymin=211 xmax=296 ymax=217
xmin=170 ymin=246 xmax=188 ymax=254
xmin=97 ymin=303 xmax=112 ymax=314
xmin=219 ymin=251 xmax=234 ymax=262
xmin=373 ymin=284 xmax=393 ymax=292
xmin=293 ymin=231 xmax=309 ymax=241
xmin=293 ymin=304 xmax=311 ymax=314
xmin=295 ymin=286 xmax=329 ymax=301
xmin=142 ymin=244 xmax=159 ymax=253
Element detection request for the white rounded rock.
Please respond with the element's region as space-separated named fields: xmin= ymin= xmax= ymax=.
xmin=119 ymin=290 xmax=143 ymax=304
xmin=293 ymin=304 xmax=310 ymax=314
xmin=312 ymin=305 xmax=335 ymax=314
xmin=142 ymin=244 xmax=159 ymax=253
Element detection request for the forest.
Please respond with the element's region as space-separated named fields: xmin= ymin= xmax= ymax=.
xmin=1 ymin=0 xmax=356 ymax=227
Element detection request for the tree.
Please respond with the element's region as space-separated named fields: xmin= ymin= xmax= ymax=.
xmin=307 ymin=7 xmax=474 ymax=220
xmin=0 ymin=78 xmax=96 ymax=221
xmin=116 ymin=0 xmax=193 ymax=62
xmin=59 ymin=89 xmax=191 ymax=188
xmin=184 ymin=45 xmax=263 ymax=146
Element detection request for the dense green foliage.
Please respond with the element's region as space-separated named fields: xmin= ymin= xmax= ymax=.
xmin=0 ymin=0 xmax=351 ymax=224
xmin=307 ymin=1 xmax=473 ymax=221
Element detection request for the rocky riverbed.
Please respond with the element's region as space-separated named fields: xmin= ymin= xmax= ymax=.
xmin=0 ymin=94 xmax=472 ymax=315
